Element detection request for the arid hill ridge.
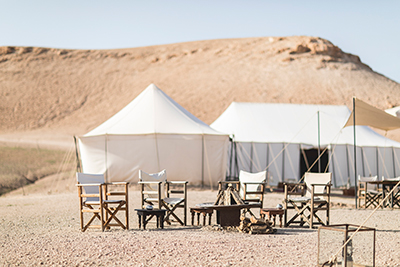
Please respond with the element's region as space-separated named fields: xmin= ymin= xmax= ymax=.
xmin=1 ymin=36 xmax=400 ymax=146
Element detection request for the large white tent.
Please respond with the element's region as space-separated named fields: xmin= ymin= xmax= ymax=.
xmin=211 ymin=102 xmax=400 ymax=187
xmin=78 ymin=84 xmax=229 ymax=186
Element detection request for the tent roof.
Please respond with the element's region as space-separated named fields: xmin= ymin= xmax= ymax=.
xmin=84 ymin=84 xmax=227 ymax=136
xmin=211 ymin=102 xmax=400 ymax=148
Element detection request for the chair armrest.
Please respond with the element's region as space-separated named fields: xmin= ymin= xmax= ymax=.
xmin=219 ymin=181 xmax=240 ymax=184
xmin=76 ymin=183 xmax=104 ymax=187
xmin=138 ymin=181 xmax=162 ymax=184
xmin=283 ymin=182 xmax=303 ymax=186
xmin=166 ymin=181 xmax=188 ymax=184
xmin=106 ymin=182 xmax=129 ymax=185
xmin=241 ymin=182 xmax=268 ymax=185
xmin=310 ymin=183 xmax=331 ymax=186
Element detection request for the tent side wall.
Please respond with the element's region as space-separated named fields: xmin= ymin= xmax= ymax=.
xmin=79 ymin=134 xmax=228 ymax=186
xmin=226 ymin=141 xmax=300 ymax=186
xmin=78 ymin=135 xmax=108 ymax=179
xmin=228 ymin=142 xmax=400 ymax=188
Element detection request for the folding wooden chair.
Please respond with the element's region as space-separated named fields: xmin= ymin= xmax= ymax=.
xmin=284 ymin=172 xmax=331 ymax=229
xmin=139 ymin=169 xmax=188 ymax=226
xmin=76 ymin=173 xmax=129 ymax=232
xmin=357 ymin=175 xmax=382 ymax=209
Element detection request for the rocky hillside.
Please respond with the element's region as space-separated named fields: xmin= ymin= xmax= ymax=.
xmin=1 ymin=36 xmax=400 ymax=147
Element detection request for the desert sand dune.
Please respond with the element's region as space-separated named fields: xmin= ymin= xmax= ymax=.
xmin=1 ymin=36 xmax=400 ymax=148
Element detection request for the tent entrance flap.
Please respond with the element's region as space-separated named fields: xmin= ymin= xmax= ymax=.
xmin=300 ymin=148 xmax=328 ymax=176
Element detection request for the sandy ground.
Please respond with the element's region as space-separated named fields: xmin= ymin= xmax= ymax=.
xmin=1 ymin=187 xmax=400 ymax=267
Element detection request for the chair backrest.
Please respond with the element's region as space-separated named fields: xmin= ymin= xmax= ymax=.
xmin=358 ymin=175 xmax=378 ymax=191
xmin=304 ymin=172 xmax=331 ymax=198
xmin=139 ymin=169 xmax=167 ymax=199
xmin=76 ymin=172 xmax=105 ymax=202
xmin=238 ymin=170 xmax=266 ymax=199
xmin=358 ymin=175 xmax=378 ymax=182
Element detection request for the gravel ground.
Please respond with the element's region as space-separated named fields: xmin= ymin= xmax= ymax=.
xmin=1 ymin=189 xmax=399 ymax=266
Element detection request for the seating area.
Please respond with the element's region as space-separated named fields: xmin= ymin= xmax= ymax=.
xmin=75 ymin=169 xmax=400 ymax=232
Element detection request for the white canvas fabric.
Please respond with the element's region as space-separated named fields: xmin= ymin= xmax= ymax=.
xmin=345 ymin=98 xmax=400 ymax=131
xmin=304 ymin=172 xmax=331 ymax=198
xmin=76 ymin=173 xmax=105 ymax=202
xmin=78 ymin=84 xmax=229 ymax=186
xmin=238 ymin=170 xmax=266 ymax=199
xmin=139 ymin=169 xmax=167 ymax=199
xmin=358 ymin=175 xmax=378 ymax=191
xmin=385 ymin=106 xmax=400 ymax=118
xmin=211 ymin=102 xmax=400 ymax=187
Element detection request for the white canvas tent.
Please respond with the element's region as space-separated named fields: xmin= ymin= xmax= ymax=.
xmin=211 ymin=102 xmax=400 ymax=188
xmin=78 ymin=84 xmax=229 ymax=186
xmin=386 ymin=106 xmax=400 ymax=118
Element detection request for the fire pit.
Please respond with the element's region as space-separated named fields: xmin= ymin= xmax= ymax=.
xmin=204 ymin=183 xmax=262 ymax=227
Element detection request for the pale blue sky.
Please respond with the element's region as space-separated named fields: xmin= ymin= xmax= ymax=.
xmin=1 ymin=1 xmax=399 ymax=82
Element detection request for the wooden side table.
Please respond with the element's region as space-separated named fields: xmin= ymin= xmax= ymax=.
xmin=190 ymin=207 xmax=213 ymax=226
xmin=135 ymin=209 xmax=166 ymax=230
xmin=260 ymin=208 xmax=284 ymax=227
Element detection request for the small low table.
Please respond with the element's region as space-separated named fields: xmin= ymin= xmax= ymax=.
xmin=190 ymin=207 xmax=213 ymax=226
xmin=135 ymin=209 xmax=166 ymax=230
xmin=260 ymin=208 xmax=284 ymax=227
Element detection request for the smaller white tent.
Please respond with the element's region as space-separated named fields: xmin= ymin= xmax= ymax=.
xmin=78 ymin=84 xmax=229 ymax=186
xmin=386 ymin=106 xmax=400 ymax=118
xmin=211 ymin=102 xmax=400 ymax=187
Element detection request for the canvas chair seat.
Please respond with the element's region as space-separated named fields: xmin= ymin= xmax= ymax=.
xmin=84 ymin=200 xmax=102 ymax=205
xmin=139 ymin=170 xmax=188 ymax=226
xmin=164 ymin=197 xmax=185 ymax=205
xmin=77 ymin=173 xmax=129 ymax=232
xmin=289 ymin=196 xmax=323 ymax=202
xmin=284 ymin=172 xmax=332 ymax=229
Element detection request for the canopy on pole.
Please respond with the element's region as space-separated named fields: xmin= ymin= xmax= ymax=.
xmin=343 ymin=97 xmax=400 ymax=208
xmin=344 ymin=98 xmax=400 ymax=131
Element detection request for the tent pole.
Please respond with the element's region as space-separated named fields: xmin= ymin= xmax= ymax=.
xmin=393 ymin=147 xmax=396 ymax=178
xmin=229 ymin=138 xmax=233 ymax=179
xmin=73 ymin=136 xmax=82 ymax=172
xmin=353 ymin=97 xmax=358 ymax=209
xmin=234 ymin=141 xmax=239 ymax=179
xmin=202 ymin=135 xmax=204 ymax=187
xmin=105 ymin=134 xmax=108 ymax=183
xmin=282 ymin=143 xmax=285 ymax=183
xmin=318 ymin=111 xmax=321 ymax=173
xmin=250 ymin=142 xmax=254 ymax=173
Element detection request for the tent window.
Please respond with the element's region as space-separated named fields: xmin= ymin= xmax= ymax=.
xmin=300 ymin=148 xmax=328 ymax=176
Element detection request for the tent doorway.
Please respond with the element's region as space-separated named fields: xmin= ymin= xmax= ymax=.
xmin=300 ymin=148 xmax=328 ymax=177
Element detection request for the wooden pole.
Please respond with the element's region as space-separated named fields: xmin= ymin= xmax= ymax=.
xmin=318 ymin=111 xmax=321 ymax=173
xmin=353 ymin=97 xmax=358 ymax=209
